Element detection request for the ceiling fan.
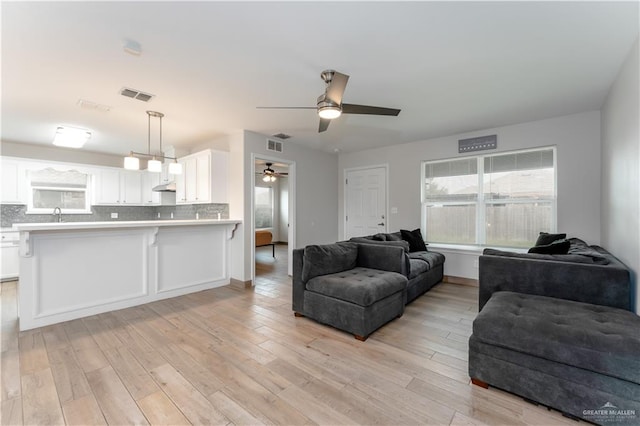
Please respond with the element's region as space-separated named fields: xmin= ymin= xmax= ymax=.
xmin=257 ymin=70 xmax=401 ymax=133
xmin=259 ymin=162 xmax=288 ymax=182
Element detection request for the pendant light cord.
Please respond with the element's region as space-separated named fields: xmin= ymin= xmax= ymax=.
xmin=147 ymin=112 xmax=151 ymax=156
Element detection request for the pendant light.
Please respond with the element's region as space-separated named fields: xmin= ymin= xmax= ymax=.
xmin=122 ymin=111 xmax=183 ymax=175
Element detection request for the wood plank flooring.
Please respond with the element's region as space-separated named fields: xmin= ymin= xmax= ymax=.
xmin=0 ymin=245 xmax=578 ymax=425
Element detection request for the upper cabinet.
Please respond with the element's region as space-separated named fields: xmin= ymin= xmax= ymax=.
xmin=0 ymin=159 xmax=26 ymax=204
xmin=142 ymin=172 xmax=161 ymax=205
xmin=176 ymin=149 xmax=228 ymax=205
xmin=94 ymin=169 xmax=143 ymax=205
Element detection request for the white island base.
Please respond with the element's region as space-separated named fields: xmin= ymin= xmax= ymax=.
xmin=15 ymin=219 xmax=240 ymax=331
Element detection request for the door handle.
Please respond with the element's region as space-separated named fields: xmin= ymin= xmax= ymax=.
xmin=378 ymin=222 xmax=385 ymax=226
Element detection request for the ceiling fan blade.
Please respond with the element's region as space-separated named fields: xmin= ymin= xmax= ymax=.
xmin=325 ymin=71 xmax=349 ymax=104
xmin=256 ymin=106 xmax=316 ymax=109
xmin=319 ymin=118 xmax=331 ymax=133
xmin=342 ymin=103 xmax=401 ymax=116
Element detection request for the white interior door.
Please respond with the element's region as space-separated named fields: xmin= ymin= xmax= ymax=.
xmin=345 ymin=167 xmax=387 ymax=239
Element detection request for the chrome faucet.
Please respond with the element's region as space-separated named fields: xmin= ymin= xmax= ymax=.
xmin=53 ymin=207 xmax=62 ymax=223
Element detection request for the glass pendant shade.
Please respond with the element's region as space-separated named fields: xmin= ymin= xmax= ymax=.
xmin=262 ymin=175 xmax=271 ymax=182
xmin=147 ymin=158 xmax=162 ymax=173
xmin=124 ymin=155 xmax=140 ymax=170
xmin=168 ymin=161 xmax=183 ymax=175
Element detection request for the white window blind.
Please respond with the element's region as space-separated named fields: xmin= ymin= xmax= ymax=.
xmin=422 ymin=147 xmax=556 ymax=248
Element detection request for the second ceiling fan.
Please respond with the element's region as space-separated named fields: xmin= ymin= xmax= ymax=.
xmin=258 ymin=70 xmax=401 ymax=133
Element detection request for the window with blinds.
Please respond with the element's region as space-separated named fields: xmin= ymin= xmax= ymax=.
xmin=27 ymin=168 xmax=91 ymax=214
xmin=255 ymin=186 xmax=274 ymax=229
xmin=422 ymin=147 xmax=556 ymax=248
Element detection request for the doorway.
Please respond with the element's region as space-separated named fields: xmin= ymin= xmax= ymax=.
xmin=344 ymin=165 xmax=388 ymax=239
xmin=252 ymin=157 xmax=295 ymax=285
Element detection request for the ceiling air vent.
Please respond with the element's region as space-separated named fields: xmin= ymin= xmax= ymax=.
xmin=267 ymin=139 xmax=283 ymax=153
xmin=272 ymin=133 xmax=291 ymax=140
xmin=120 ymin=87 xmax=155 ymax=102
xmin=77 ymin=99 xmax=111 ymax=112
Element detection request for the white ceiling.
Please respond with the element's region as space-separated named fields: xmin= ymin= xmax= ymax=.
xmin=2 ymin=2 xmax=638 ymax=156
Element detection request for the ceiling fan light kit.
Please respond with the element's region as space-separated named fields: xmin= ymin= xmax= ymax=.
xmin=261 ymin=162 xmax=287 ymax=182
xmin=123 ymin=111 xmax=183 ymax=175
xmin=257 ymin=69 xmax=401 ymax=133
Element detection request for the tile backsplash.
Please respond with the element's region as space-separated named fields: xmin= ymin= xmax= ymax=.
xmin=1 ymin=203 xmax=229 ymax=228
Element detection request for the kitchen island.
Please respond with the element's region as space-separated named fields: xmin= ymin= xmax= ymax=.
xmin=14 ymin=219 xmax=240 ymax=330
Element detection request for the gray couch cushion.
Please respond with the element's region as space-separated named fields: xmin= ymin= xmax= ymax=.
xmin=474 ymin=292 xmax=640 ymax=384
xmin=306 ymin=267 xmax=407 ymax=306
xmin=385 ymin=232 xmax=403 ymax=241
xmin=482 ymin=248 xmax=608 ymax=265
xmin=408 ymin=251 xmax=445 ymax=269
xmin=302 ymin=242 xmax=358 ymax=282
xmin=349 ymin=237 xmax=410 ymax=252
xmin=408 ymin=259 xmax=429 ymax=279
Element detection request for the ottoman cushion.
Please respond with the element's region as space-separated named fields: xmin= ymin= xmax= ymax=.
xmin=474 ymin=291 xmax=640 ymax=384
xmin=306 ymin=267 xmax=407 ymax=306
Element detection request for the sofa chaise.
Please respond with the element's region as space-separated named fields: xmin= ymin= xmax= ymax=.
xmin=292 ymin=242 xmax=408 ymax=340
xmin=470 ymin=238 xmax=638 ymax=425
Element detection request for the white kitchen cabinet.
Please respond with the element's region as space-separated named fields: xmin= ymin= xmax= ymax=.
xmin=94 ymin=169 xmax=142 ymax=205
xmin=142 ymin=172 xmax=161 ymax=205
xmin=1 ymin=159 xmax=26 ymax=204
xmin=176 ymin=149 xmax=228 ymax=204
xmin=1 ymin=229 xmax=19 ymax=281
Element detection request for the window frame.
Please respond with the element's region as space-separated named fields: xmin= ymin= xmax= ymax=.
xmin=254 ymin=184 xmax=275 ymax=230
xmin=26 ymin=168 xmax=92 ymax=215
xmin=421 ymin=146 xmax=557 ymax=248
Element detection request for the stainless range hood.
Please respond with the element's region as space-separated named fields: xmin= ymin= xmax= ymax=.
xmin=152 ymin=182 xmax=176 ymax=192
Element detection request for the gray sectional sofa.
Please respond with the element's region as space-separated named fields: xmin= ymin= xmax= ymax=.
xmin=478 ymin=238 xmax=632 ymax=311
xmin=349 ymin=231 xmax=445 ymax=303
xmin=470 ymin=238 xmax=639 ymax=424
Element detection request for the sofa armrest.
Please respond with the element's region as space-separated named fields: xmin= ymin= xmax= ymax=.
xmin=357 ymin=243 xmax=407 ymax=276
xmin=292 ymin=248 xmax=305 ymax=313
xmin=479 ymin=255 xmax=631 ymax=312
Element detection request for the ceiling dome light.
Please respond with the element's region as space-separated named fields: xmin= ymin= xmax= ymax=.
xmin=318 ymin=105 xmax=342 ymax=119
xmin=53 ymin=126 xmax=91 ymax=148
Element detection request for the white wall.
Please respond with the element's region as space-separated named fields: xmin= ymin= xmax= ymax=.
xmin=279 ymin=176 xmax=289 ymax=243
xmin=230 ymin=130 xmax=338 ymax=282
xmin=227 ymin=132 xmax=249 ymax=281
xmin=339 ymin=111 xmax=603 ymax=279
xmin=244 ymin=131 xmax=338 ymax=244
xmin=601 ymin=38 xmax=640 ymax=314
xmin=1 ymin=140 xmax=123 ymax=167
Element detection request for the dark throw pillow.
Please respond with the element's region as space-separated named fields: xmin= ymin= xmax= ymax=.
xmin=400 ymin=228 xmax=428 ymax=252
xmin=528 ymin=239 xmax=571 ymax=255
xmin=535 ymin=232 xmax=567 ymax=247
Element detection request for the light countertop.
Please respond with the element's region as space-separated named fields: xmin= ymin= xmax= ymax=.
xmin=12 ymin=219 xmax=241 ymax=232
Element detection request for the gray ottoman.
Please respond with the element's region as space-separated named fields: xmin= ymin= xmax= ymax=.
xmin=469 ymin=291 xmax=640 ymax=425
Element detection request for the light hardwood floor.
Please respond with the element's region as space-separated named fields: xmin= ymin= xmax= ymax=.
xmin=1 ymin=246 xmax=578 ymax=425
